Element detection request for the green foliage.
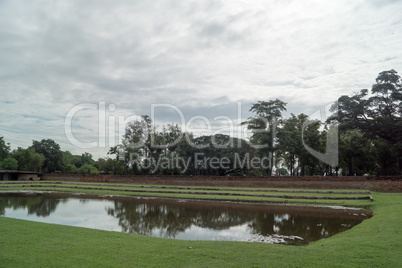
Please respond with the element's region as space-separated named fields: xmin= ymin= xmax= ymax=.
xmin=0 ymin=157 xmax=18 ymax=170
xmin=337 ymin=130 xmax=375 ymax=176
xmin=64 ymin=163 xmax=78 ymax=174
xmin=190 ymin=134 xmax=254 ymax=176
xmin=31 ymin=139 xmax=63 ymax=173
xmin=277 ymin=113 xmax=322 ymax=176
xmin=0 ymin=137 xmax=10 ymax=161
xmin=78 ymin=164 xmax=99 ymax=175
xmin=329 ymin=69 xmax=402 ymax=175
xmin=97 ymin=158 xmax=125 ymax=174
xmin=62 ymin=151 xmax=74 ymax=166
xmin=241 ymin=99 xmax=287 ymax=176
xmin=80 ymin=152 xmax=95 ymax=166
xmin=11 ymin=147 xmax=45 ymax=172
xmin=62 ymin=151 xmax=93 ymax=169
xmin=275 ymin=167 xmax=289 ymax=176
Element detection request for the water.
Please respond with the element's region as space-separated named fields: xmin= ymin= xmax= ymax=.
xmin=0 ymin=192 xmax=371 ymax=245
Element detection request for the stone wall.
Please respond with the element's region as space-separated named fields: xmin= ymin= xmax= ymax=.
xmin=18 ymin=173 xmax=40 ymax=181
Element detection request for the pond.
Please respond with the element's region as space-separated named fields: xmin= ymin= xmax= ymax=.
xmin=0 ymin=192 xmax=371 ymax=245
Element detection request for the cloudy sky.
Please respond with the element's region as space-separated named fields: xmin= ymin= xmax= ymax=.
xmin=0 ymin=0 xmax=401 ymax=159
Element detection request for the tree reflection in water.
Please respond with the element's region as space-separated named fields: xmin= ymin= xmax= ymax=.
xmin=249 ymin=213 xmax=361 ymax=243
xmin=106 ymin=202 xmax=254 ymax=237
xmin=0 ymin=194 xmax=66 ymax=217
xmin=0 ymin=193 xmax=368 ymax=245
xmin=105 ymin=199 xmax=365 ymax=244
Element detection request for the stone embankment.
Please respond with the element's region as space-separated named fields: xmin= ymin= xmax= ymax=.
xmin=41 ymin=174 xmax=402 ymax=192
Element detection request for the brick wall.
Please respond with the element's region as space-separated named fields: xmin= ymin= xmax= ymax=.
xmin=41 ymin=174 xmax=402 ymax=191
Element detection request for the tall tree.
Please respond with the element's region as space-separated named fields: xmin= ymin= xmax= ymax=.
xmin=337 ymin=130 xmax=375 ymax=176
xmin=0 ymin=137 xmax=10 ymax=161
xmin=80 ymin=152 xmax=95 ymax=166
xmin=119 ymin=115 xmax=153 ymax=174
xmin=328 ymin=69 xmax=402 ymax=174
xmin=11 ymin=147 xmax=45 ymax=172
xmin=30 ymin=139 xmax=63 ymax=173
xmin=276 ymin=114 xmax=308 ymax=176
xmin=277 ymin=114 xmax=324 ymax=176
xmin=241 ymin=99 xmax=287 ymax=175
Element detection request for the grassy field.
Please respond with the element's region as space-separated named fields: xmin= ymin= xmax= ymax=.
xmin=0 ymin=182 xmax=401 ymax=267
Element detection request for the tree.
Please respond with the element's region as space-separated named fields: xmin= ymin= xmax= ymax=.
xmin=62 ymin=151 xmax=74 ymax=167
xmin=62 ymin=151 xmax=79 ymax=167
xmin=241 ymin=99 xmax=287 ymax=176
xmin=276 ymin=113 xmax=326 ymax=176
xmin=114 ymin=116 xmax=186 ymax=175
xmin=190 ymin=134 xmax=254 ymax=176
xmin=97 ymin=158 xmax=125 ymax=174
xmin=120 ymin=115 xmax=153 ymax=174
xmin=0 ymin=137 xmax=10 ymax=161
xmin=0 ymin=157 xmax=18 ymax=170
xmin=31 ymin=139 xmax=63 ymax=173
xmin=328 ymin=69 xmax=402 ymax=174
xmin=337 ymin=130 xmax=375 ymax=176
xmin=371 ymin=138 xmax=399 ymax=175
xmin=80 ymin=152 xmax=95 ymax=166
xmin=11 ymin=147 xmax=45 ymax=172
xmin=64 ymin=163 xmax=78 ymax=173
xmin=277 ymin=114 xmax=306 ymax=176
xmin=78 ymin=164 xmax=99 ymax=175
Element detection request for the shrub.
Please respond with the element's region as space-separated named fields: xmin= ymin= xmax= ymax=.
xmin=78 ymin=164 xmax=99 ymax=175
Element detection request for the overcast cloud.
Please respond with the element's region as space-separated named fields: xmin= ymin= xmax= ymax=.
xmin=0 ymin=0 xmax=401 ymax=158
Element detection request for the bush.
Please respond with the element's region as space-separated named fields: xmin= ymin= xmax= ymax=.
xmin=78 ymin=164 xmax=99 ymax=175
xmin=276 ymin=167 xmax=289 ymax=176
xmin=64 ymin=164 xmax=78 ymax=174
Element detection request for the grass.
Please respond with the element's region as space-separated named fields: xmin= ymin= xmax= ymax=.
xmin=0 ymin=183 xmax=401 ymax=267
xmin=0 ymin=181 xmax=373 ymax=206
xmin=1 ymin=180 xmax=372 ymax=192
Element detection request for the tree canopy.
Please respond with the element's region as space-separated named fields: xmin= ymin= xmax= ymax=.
xmin=328 ymin=69 xmax=401 ymax=175
xmin=30 ymin=139 xmax=63 ymax=173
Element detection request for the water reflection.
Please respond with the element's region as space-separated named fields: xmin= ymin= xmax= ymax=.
xmin=106 ymin=202 xmax=255 ymax=238
xmin=0 ymin=193 xmax=66 ymax=217
xmin=0 ymin=192 xmax=371 ymax=245
xmin=249 ymin=212 xmax=359 ymax=244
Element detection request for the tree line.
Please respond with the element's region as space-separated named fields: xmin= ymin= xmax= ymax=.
xmin=0 ymin=70 xmax=400 ymax=176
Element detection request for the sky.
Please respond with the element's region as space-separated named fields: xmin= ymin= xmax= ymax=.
xmin=0 ymin=0 xmax=401 ymax=159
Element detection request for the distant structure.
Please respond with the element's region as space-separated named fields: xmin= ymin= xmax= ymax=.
xmin=0 ymin=170 xmax=41 ymax=181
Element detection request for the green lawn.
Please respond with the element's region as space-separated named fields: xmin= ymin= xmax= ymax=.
xmin=0 ymin=185 xmax=401 ymax=267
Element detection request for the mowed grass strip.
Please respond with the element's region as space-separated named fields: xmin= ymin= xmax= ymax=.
xmin=0 ymin=181 xmax=371 ymax=196
xmin=0 ymin=192 xmax=400 ymax=267
xmin=0 ymin=181 xmax=372 ymax=199
xmin=0 ymin=184 xmax=373 ymax=207
xmin=59 ymin=181 xmax=372 ymax=194
xmin=0 ymin=180 xmax=371 ymax=194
